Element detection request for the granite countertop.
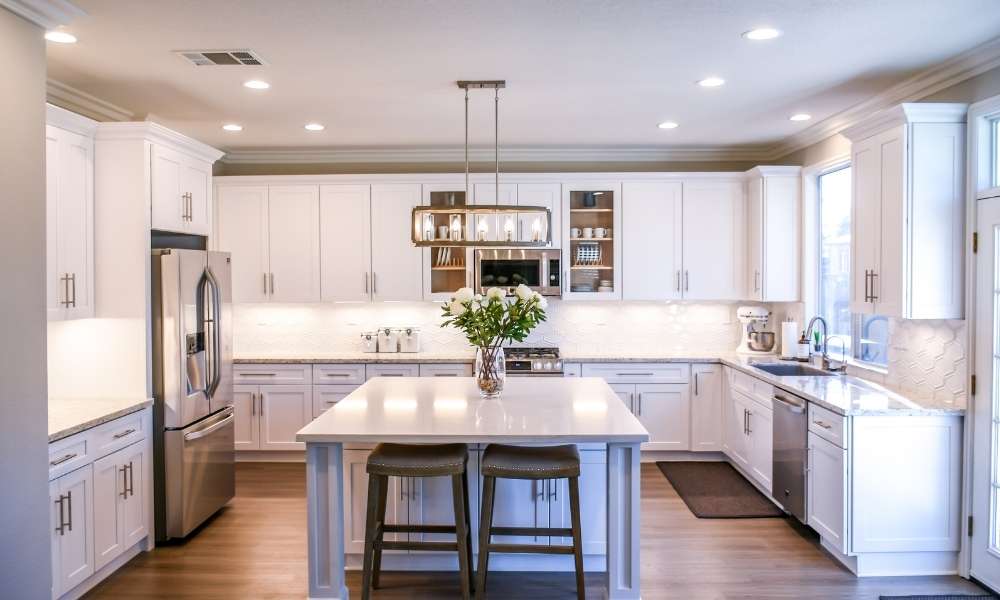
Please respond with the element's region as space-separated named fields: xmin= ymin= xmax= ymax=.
xmin=49 ymin=396 xmax=153 ymax=443
xmin=235 ymin=351 xmax=476 ymax=364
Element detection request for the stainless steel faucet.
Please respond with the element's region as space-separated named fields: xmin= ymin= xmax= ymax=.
xmin=805 ymin=316 xmax=846 ymax=372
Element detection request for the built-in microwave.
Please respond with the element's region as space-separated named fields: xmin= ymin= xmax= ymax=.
xmin=475 ymin=249 xmax=561 ymax=296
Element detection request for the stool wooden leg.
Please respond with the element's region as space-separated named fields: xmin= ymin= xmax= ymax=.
xmin=371 ymin=474 xmax=389 ymax=590
xmin=476 ymin=475 xmax=497 ymax=598
xmin=451 ymin=474 xmax=472 ymax=600
xmin=462 ymin=470 xmax=475 ymax=594
xmin=361 ymin=474 xmax=382 ymax=600
xmin=568 ymin=476 xmax=586 ymax=600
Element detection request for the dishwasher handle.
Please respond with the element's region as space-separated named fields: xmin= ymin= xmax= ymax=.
xmin=773 ymin=393 xmax=806 ymax=413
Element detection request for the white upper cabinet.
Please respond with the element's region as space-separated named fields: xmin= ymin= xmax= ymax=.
xmin=215 ymin=186 xmax=270 ymax=303
xmin=562 ymin=181 xmax=623 ymax=300
xmin=844 ymin=103 xmax=967 ymax=319
xmin=46 ymin=106 xmax=96 ymax=321
xmin=267 ymin=186 xmax=321 ymax=302
xmin=371 ymin=183 xmax=424 ymax=301
xmin=682 ymin=179 xmax=746 ymax=300
xmin=622 ymin=181 xmax=683 ymax=300
xmin=745 ymin=167 xmax=800 ymax=302
xmin=152 ymin=144 xmax=215 ymax=235
xmin=320 ymin=184 xmax=372 ymax=302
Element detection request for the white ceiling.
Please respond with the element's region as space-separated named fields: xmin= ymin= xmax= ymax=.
xmin=46 ymin=0 xmax=1000 ymax=156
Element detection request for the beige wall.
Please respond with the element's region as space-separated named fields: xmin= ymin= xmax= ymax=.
xmin=0 ymin=7 xmax=51 ymax=598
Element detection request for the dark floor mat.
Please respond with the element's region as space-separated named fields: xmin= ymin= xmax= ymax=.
xmin=879 ymin=596 xmax=995 ymax=599
xmin=656 ymin=461 xmax=783 ymax=518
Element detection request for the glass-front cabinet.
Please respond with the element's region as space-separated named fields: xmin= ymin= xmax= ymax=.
xmin=422 ymin=183 xmax=473 ymax=300
xmin=561 ymin=181 xmax=622 ymax=300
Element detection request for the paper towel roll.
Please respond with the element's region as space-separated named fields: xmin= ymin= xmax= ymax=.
xmin=780 ymin=321 xmax=799 ymax=359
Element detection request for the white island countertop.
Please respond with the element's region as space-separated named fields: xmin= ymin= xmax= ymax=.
xmin=297 ymin=376 xmax=649 ymax=444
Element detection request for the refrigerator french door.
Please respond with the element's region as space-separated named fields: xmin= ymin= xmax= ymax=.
xmin=152 ymin=249 xmax=235 ymax=540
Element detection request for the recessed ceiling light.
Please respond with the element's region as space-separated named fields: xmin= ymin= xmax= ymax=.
xmin=657 ymin=121 xmax=679 ymax=130
xmin=222 ymin=123 xmax=243 ymax=131
xmin=243 ymin=80 xmax=270 ymax=90
xmin=304 ymin=123 xmax=325 ymax=131
xmin=44 ymin=31 xmax=77 ymax=44
xmin=789 ymin=113 xmax=812 ymax=122
xmin=742 ymin=27 xmax=782 ymax=41
xmin=697 ymin=77 xmax=725 ymax=88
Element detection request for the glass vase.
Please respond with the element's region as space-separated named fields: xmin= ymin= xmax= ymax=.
xmin=475 ymin=347 xmax=506 ymax=398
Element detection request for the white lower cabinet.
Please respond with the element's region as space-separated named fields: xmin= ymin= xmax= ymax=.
xmin=724 ymin=388 xmax=751 ymax=469
xmin=93 ymin=441 xmax=147 ymax=571
xmin=725 ymin=381 xmax=772 ymax=490
xmin=634 ymin=384 xmax=690 ymax=451
xmin=233 ymin=384 xmax=312 ymax=451
xmin=50 ymin=465 xmax=95 ymax=598
xmin=807 ymin=431 xmax=847 ymax=554
xmin=313 ymin=384 xmax=359 ymax=419
xmin=690 ymin=364 xmax=723 ymax=451
xmin=747 ymin=401 xmax=773 ymax=491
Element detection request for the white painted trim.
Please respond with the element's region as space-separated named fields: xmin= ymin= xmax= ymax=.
xmin=46 ymin=102 xmax=97 ymax=136
xmin=96 ymin=121 xmax=224 ymax=163
xmin=801 ymin=155 xmax=851 ymax=320
xmin=214 ymin=171 xmax=751 ymax=186
xmin=47 ymin=79 xmax=134 ymax=122
xmin=0 ymin=0 xmax=83 ymax=29
xmin=842 ymin=103 xmax=968 ymax=142
xmin=744 ymin=165 xmax=802 ymax=178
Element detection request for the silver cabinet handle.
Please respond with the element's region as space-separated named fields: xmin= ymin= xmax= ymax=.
xmin=628 ymin=392 xmax=635 ymax=414
xmin=54 ymin=494 xmax=67 ymax=535
xmin=263 ymin=273 xmax=269 ymax=295
xmin=743 ymin=409 xmax=748 ymax=435
xmin=863 ymin=269 xmax=871 ymax=302
xmin=324 ymin=373 xmax=352 ymax=378
xmin=869 ymin=271 xmax=878 ymax=302
xmin=813 ymin=419 xmax=832 ymax=430
xmin=616 ymin=372 xmax=654 ymax=377
xmin=120 ymin=465 xmax=129 ymax=499
xmin=113 ymin=428 xmax=136 ymax=439
xmin=50 ymin=453 xmax=77 ymax=467
xmin=251 ymin=392 xmax=256 ymax=416
xmin=564 ymin=270 xmax=569 ymax=293
xmin=694 ymin=372 xmax=700 ymax=395
xmin=372 ymin=272 xmax=377 ymax=295
xmin=676 ymin=270 xmax=681 ymax=292
xmin=66 ymin=490 xmax=73 ymax=532
xmin=128 ymin=461 xmax=135 ymax=498
xmin=60 ymin=273 xmax=72 ymax=307
xmin=433 ymin=373 xmax=458 ymax=377
xmin=241 ymin=372 xmax=277 ymax=377
xmin=746 ymin=410 xmax=753 ymax=435
xmin=364 ymin=272 xmax=369 ymax=294
xmin=269 ymin=272 xmax=275 ymax=295
xmin=69 ymin=273 xmax=76 ymax=307
xmin=684 ymin=270 xmax=690 ymax=292
xmin=637 ymin=392 xmax=642 ymax=416
xmin=259 ymin=394 xmax=265 ymax=416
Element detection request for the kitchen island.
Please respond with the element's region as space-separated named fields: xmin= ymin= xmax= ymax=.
xmin=296 ymin=376 xmax=649 ymax=599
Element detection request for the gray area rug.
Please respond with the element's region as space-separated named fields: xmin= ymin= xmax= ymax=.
xmin=656 ymin=461 xmax=783 ymax=518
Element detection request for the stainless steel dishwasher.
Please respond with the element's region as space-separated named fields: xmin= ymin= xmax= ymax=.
xmin=772 ymin=391 xmax=808 ymax=522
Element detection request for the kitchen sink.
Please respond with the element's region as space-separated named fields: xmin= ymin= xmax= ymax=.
xmin=751 ymin=363 xmax=838 ymax=377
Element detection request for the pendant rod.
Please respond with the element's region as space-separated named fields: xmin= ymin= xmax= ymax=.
xmin=494 ymin=86 xmax=500 ymax=210
xmin=464 ymin=87 xmax=469 ymax=205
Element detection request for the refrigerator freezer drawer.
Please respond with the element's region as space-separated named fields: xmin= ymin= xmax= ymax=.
xmin=162 ymin=407 xmax=235 ymax=539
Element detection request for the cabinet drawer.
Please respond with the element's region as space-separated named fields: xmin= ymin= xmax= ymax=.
xmin=313 ymin=384 xmax=360 ymax=419
xmin=49 ymin=433 xmax=92 ymax=481
xmin=731 ymin=368 xmax=773 ymax=406
xmin=808 ymin=403 xmax=846 ymax=448
xmin=314 ymin=364 xmax=366 ymax=385
xmin=563 ymin=363 xmax=582 ymax=378
xmin=234 ymin=364 xmax=313 ymax=385
xmin=366 ymin=364 xmax=420 ymax=379
xmin=419 ymin=363 xmax=472 ymax=377
xmin=93 ymin=411 xmax=145 ymax=458
xmin=582 ymin=362 xmax=690 ymax=384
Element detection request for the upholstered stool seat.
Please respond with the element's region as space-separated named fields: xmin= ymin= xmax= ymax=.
xmin=366 ymin=442 xmax=469 ymax=477
xmin=480 ymin=443 xmax=581 ymax=479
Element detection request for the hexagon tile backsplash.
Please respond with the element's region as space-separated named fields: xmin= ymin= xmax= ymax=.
xmin=884 ymin=318 xmax=968 ymax=405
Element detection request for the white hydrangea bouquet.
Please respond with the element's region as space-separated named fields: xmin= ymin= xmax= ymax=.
xmin=441 ymin=284 xmax=548 ymax=397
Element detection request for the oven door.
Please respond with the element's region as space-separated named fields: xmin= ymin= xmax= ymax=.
xmin=475 ymin=249 xmax=561 ymax=296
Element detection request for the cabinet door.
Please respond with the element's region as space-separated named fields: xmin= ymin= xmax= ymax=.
xmin=622 ymin=181 xmax=683 ymax=300
xmin=151 ymin=144 xmax=185 ymax=233
xmin=181 ymin=157 xmax=212 ymax=235
xmin=46 ymin=127 xmax=63 ymax=320
xmin=371 ymin=184 xmax=424 ymax=301
xmin=746 ymin=177 xmax=764 ymax=301
xmin=874 ymin=126 xmax=906 ymax=318
xmin=50 ymin=479 xmax=62 ymax=598
xmin=320 ymin=184 xmax=372 ymax=302
xmin=851 ymin=136 xmax=880 ymax=314
xmin=748 ymin=403 xmax=773 ymax=491
xmin=635 ymin=384 xmax=690 ymax=451
xmin=517 ymin=183 xmax=560 ymax=245
xmin=259 ymin=385 xmax=311 ymax=450
xmin=727 ymin=391 xmax=751 ymax=469
xmin=92 ymin=452 xmax=124 ymax=570
xmin=119 ymin=442 xmax=148 ymax=548
xmin=233 ymin=385 xmax=259 ymax=450
xmin=343 ymin=450 xmax=404 ymax=554
xmin=762 ymin=176 xmax=801 ymax=302
xmin=550 ymin=450 xmax=607 ymax=554
xmin=807 ymin=432 xmax=847 ymax=553
xmin=268 ymin=185 xmax=321 ymax=302
xmin=53 ymin=465 xmax=95 ymax=594
xmin=690 ymin=364 xmax=723 ymax=452
xmin=609 ymin=383 xmax=634 ymax=413
xmin=216 ymin=186 xmax=269 ymax=303
xmin=682 ymin=180 xmax=746 ymax=300
xmin=312 ymin=384 xmax=358 ymax=419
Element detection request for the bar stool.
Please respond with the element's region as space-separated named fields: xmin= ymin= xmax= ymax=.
xmin=361 ymin=442 xmax=474 ymax=600
xmin=476 ymin=444 xmax=585 ymax=600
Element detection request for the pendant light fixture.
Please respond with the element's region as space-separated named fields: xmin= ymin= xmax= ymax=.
xmin=411 ymin=80 xmax=551 ymax=248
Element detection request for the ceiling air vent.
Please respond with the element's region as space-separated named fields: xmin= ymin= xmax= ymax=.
xmin=175 ymin=49 xmax=266 ymax=66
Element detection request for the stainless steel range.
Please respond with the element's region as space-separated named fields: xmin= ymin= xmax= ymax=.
xmin=504 ymin=347 xmax=564 ymax=376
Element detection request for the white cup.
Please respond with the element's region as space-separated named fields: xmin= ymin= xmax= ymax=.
xmin=582 ymin=227 xmax=594 ymax=239
xmin=570 ymin=227 xmax=582 ymax=238
xmin=437 ymin=225 xmax=450 ymax=240
xmin=594 ymin=227 xmax=607 ymax=238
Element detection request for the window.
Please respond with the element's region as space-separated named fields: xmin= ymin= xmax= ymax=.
xmin=816 ymin=165 xmax=888 ymax=367
xmin=993 ymin=117 xmax=999 ymax=186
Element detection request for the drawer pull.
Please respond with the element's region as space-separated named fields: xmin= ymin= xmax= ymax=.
xmin=433 ymin=373 xmax=459 ymax=377
xmin=324 ymin=373 xmax=353 ymax=378
xmin=813 ymin=420 xmax=833 ymax=430
xmin=50 ymin=453 xmax=78 ymax=467
xmin=616 ymin=372 xmax=655 ymax=377
xmin=240 ymin=372 xmax=277 ymax=377
xmin=113 ymin=428 xmax=137 ymax=439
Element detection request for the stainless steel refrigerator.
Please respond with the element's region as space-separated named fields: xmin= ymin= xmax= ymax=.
xmin=151 ymin=249 xmax=235 ymax=541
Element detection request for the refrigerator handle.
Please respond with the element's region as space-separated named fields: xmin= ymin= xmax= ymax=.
xmin=204 ymin=266 xmax=223 ymax=398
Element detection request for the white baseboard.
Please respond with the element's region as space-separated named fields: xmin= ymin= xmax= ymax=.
xmin=819 ymin=538 xmax=959 ymax=576
xmin=641 ymin=450 xmax=726 ymax=463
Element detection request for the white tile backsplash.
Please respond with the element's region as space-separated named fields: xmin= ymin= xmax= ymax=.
xmin=885 ymin=318 xmax=968 ymax=405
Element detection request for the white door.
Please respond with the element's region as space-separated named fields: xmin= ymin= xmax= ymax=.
xmin=972 ymin=195 xmax=1000 ymax=591
xmin=517 ymin=183 xmax=560 ymax=245
xmin=371 ymin=183 xmax=424 ymax=301
xmin=748 ymin=403 xmax=774 ymax=490
xmin=609 ymin=383 xmax=634 ymax=414
xmin=807 ymin=431 xmax=847 ymax=553
xmin=151 ymin=144 xmax=185 ymax=232
xmin=635 ymin=383 xmax=690 ymax=451
xmin=622 ymin=181 xmax=683 ymax=300
xmin=181 ymin=157 xmax=212 ymax=236
xmin=761 ymin=176 xmax=801 ymax=302
xmin=746 ymin=177 xmax=764 ymax=301
xmin=268 ymin=185 xmax=321 ymax=302
xmin=216 ymin=186 xmax=269 ymax=303
xmin=727 ymin=391 xmax=751 ymax=469
xmin=873 ymin=126 xmax=907 ymax=318
xmin=690 ymin=364 xmax=723 ymax=451
xmin=850 ymin=135 xmax=880 ymax=314
xmin=259 ymin=385 xmax=311 ymax=450
xmin=92 ymin=451 xmax=124 ymax=570
xmin=682 ymin=180 xmax=746 ymax=300
xmin=320 ymin=184 xmax=372 ymax=302
xmin=233 ymin=385 xmax=259 ymax=450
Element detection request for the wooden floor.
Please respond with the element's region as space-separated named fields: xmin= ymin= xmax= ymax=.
xmin=86 ymin=462 xmax=989 ymax=599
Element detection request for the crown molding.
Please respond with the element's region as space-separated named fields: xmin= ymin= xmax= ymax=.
xmin=763 ymin=35 xmax=1000 ymax=160
xmin=841 ymin=102 xmax=967 ymax=142
xmin=0 ymin=0 xmax=83 ymax=29
xmin=46 ymin=79 xmax=134 ymax=122
xmin=96 ymin=121 xmax=224 ymax=163
xmin=219 ymin=145 xmax=769 ymax=165
xmin=46 ymin=102 xmax=97 ymax=135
